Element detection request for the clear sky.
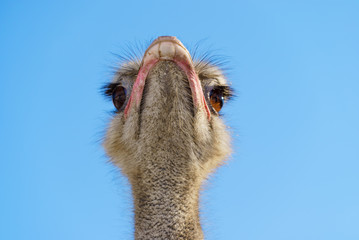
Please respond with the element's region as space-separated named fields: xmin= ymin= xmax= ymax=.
xmin=1 ymin=0 xmax=358 ymax=239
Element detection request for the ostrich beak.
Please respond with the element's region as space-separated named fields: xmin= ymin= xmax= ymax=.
xmin=124 ymin=36 xmax=211 ymax=120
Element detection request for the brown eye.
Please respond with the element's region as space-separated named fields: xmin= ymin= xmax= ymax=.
xmin=209 ymin=88 xmax=224 ymax=112
xmin=112 ymin=86 xmax=127 ymax=111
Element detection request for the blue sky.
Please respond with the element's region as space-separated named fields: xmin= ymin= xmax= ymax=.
xmin=1 ymin=0 xmax=358 ymax=239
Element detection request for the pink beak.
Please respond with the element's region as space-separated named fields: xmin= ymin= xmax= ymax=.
xmin=124 ymin=36 xmax=211 ymax=120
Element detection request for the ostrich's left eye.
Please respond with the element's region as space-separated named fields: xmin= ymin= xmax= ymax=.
xmin=112 ymin=86 xmax=127 ymax=111
xmin=209 ymin=88 xmax=224 ymax=112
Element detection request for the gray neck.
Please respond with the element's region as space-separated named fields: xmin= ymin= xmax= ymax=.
xmin=128 ymin=61 xmax=207 ymax=239
xmin=130 ymin=155 xmax=204 ymax=240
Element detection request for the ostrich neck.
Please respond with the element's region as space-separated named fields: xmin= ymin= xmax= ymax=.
xmin=130 ymin=149 xmax=204 ymax=240
xmin=126 ymin=61 xmax=208 ymax=239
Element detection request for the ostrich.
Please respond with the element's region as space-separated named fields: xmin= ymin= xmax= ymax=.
xmin=103 ymin=36 xmax=233 ymax=240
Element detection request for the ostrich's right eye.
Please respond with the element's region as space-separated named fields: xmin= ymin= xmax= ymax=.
xmin=112 ymin=86 xmax=127 ymax=111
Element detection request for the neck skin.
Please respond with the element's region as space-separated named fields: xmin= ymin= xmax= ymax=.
xmin=129 ymin=153 xmax=204 ymax=240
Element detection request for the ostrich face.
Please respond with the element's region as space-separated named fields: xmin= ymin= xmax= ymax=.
xmin=103 ymin=36 xmax=233 ymax=180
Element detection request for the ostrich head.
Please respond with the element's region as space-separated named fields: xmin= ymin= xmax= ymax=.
xmin=103 ymin=36 xmax=233 ymax=240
